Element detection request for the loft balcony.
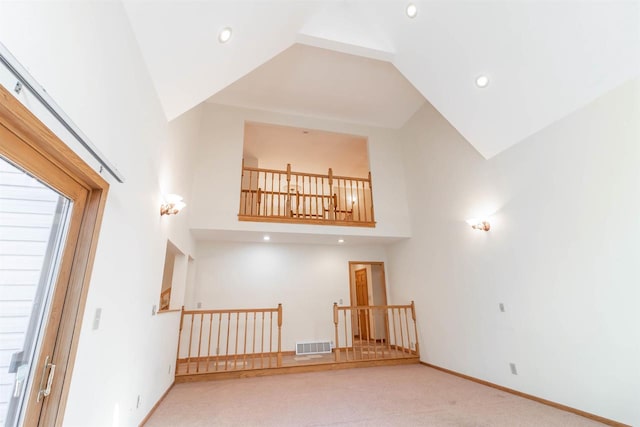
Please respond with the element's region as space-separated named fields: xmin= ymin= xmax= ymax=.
xmin=238 ymin=162 xmax=376 ymax=227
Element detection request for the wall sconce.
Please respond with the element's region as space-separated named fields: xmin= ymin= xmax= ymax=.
xmin=160 ymin=194 xmax=186 ymax=216
xmin=466 ymin=218 xmax=490 ymax=231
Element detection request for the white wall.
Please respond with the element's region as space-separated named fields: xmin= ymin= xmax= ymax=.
xmin=187 ymin=241 xmax=389 ymax=351
xmin=388 ymin=78 xmax=640 ymax=425
xmin=3 ymin=1 xmax=635 ymax=425
xmin=0 ymin=3 xmax=201 ymax=426
xmin=190 ymin=103 xmax=411 ymax=239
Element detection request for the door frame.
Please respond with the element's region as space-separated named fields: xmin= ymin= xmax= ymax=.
xmin=348 ymin=261 xmax=388 ymax=307
xmin=0 ymin=84 xmax=109 ymax=426
xmin=348 ymin=261 xmax=389 ymax=342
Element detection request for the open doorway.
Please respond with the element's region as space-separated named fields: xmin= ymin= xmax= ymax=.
xmin=348 ymin=262 xmax=387 ymax=342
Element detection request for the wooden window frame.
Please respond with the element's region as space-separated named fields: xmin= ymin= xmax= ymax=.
xmin=0 ymin=84 xmax=109 ymax=426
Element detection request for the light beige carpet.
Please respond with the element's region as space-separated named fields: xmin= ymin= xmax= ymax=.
xmin=145 ymin=365 xmax=605 ymax=426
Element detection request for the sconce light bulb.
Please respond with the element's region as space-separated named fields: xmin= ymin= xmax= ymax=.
xmin=160 ymin=194 xmax=186 ymax=216
xmin=472 ymin=221 xmax=491 ymax=231
xmin=467 ymin=218 xmax=490 ymax=231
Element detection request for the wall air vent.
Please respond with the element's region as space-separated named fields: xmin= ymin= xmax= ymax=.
xmin=296 ymin=340 xmax=332 ymax=355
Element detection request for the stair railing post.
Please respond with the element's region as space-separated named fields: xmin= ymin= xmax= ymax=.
xmin=411 ymin=300 xmax=420 ymax=357
xmin=175 ymin=306 xmax=185 ymax=374
xmin=277 ymin=303 xmax=283 ymax=367
xmin=333 ymin=302 xmax=340 ymax=362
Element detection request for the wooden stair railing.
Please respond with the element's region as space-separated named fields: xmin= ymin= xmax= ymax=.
xmin=175 ymin=304 xmax=283 ymax=375
xmin=238 ymin=162 xmax=375 ymax=227
xmin=333 ymin=302 xmax=419 ymax=362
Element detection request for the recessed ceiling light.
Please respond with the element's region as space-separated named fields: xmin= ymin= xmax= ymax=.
xmin=263 ymin=235 xmax=270 ymax=241
xmin=338 ymin=239 xmax=345 ymax=243
xmin=406 ymin=3 xmax=418 ymax=18
xmin=476 ymin=75 xmax=490 ymax=88
xmin=218 ymin=27 xmax=232 ymax=43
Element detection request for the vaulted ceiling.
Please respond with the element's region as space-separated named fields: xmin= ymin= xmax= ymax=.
xmin=207 ymin=44 xmax=426 ymax=129
xmin=123 ymin=0 xmax=640 ymax=159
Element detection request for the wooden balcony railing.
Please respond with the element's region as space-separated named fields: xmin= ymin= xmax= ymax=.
xmin=175 ymin=304 xmax=282 ymax=375
xmin=238 ymin=162 xmax=375 ymax=227
xmin=332 ymin=302 xmax=419 ymax=362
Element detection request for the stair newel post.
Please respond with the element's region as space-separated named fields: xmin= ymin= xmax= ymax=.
xmin=176 ymin=306 xmax=185 ymax=373
xmin=328 ymin=168 xmax=335 ymax=220
xmin=277 ymin=303 xmax=283 ymax=367
xmin=333 ymin=302 xmax=340 ymax=362
xmin=411 ymin=300 xmax=420 ymax=357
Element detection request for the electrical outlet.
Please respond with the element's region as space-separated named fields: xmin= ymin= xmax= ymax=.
xmin=499 ymin=303 xmax=505 ymax=312
xmin=197 ymin=302 xmax=202 ymax=308
xmin=92 ymin=308 xmax=102 ymax=330
xmin=136 ymin=395 xmax=141 ymax=409
xmin=509 ymin=363 xmax=518 ymax=375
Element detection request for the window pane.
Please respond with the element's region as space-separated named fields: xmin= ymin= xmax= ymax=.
xmin=0 ymin=156 xmax=72 ymax=426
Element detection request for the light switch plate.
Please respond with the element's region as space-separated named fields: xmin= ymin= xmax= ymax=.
xmin=509 ymin=363 xmax=518 ymax=375
xmin=92 ymin=308 xmax=102 ymax=330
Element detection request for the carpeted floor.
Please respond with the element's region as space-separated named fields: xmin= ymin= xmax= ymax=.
xmin=145 ymin=364 xmax=605 ymax=426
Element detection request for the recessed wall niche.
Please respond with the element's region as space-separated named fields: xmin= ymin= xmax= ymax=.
xmin=158 ymin=240 xmax=184 ymax=312
xmin=239 ymin=122 xmax=376 ymax=225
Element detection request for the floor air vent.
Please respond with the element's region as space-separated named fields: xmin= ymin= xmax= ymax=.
xmin=296 ymin=341 xmax=332 ymax=355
